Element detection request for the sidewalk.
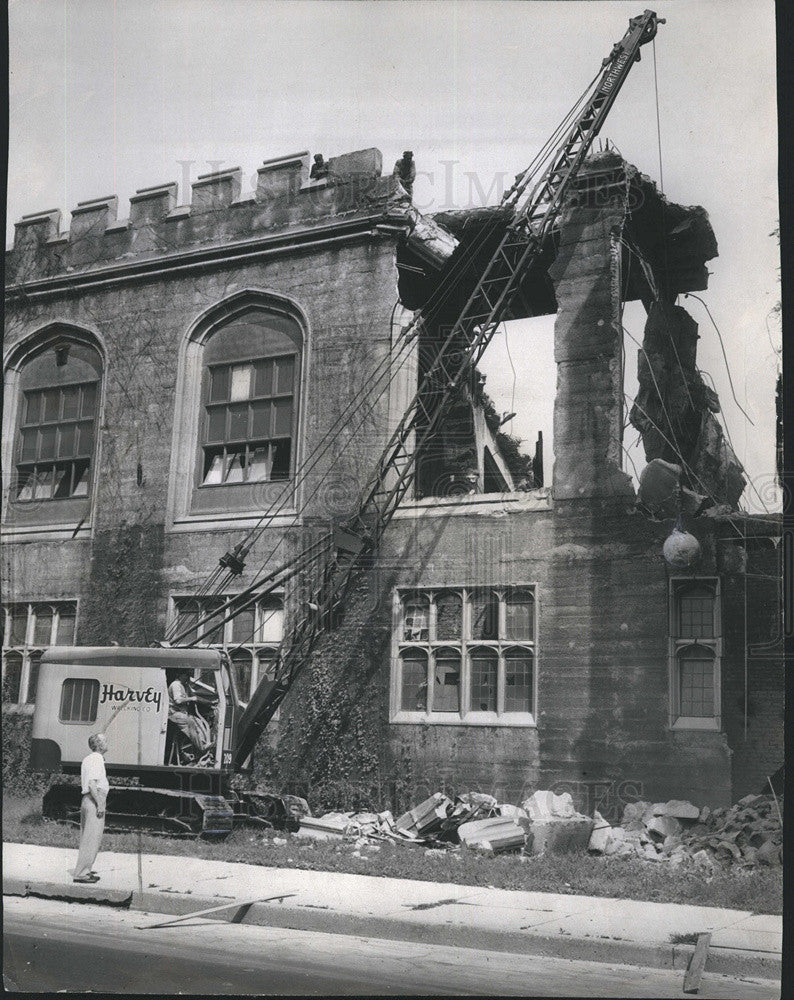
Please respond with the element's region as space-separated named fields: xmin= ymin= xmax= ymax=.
xmin=3 ymin=841 xmax=781 ymax=978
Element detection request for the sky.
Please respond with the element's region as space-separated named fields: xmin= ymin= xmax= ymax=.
xmin=7 ymin=0 xmax=781 ymax=511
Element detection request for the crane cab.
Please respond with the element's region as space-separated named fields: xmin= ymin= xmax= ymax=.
xmin=31 ymin=647 xmax=241 ymax=782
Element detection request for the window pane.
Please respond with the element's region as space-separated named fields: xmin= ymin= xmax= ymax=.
xmin=505 ymin=589 xmax=534 ymax=640
xmin=209 ymin=367 xmax=230 ymax=403
xmin=224 ymin=448 xmax=246 ymax=484
xmin=77 ymin=421 xmax=94 ymax=456
xmin=3 ymin=652 xmax=23 ymax=703
xmin=401 ymin=651 xmax=427 ymax=711
xmin=24 ymin=392 xmax=41 ymax=425
xmin=679 ymin=646 xmax=715 ymax=717
xmin=471 ymin=590 xmax=498 ymax=640
xmin=56 ymin=608 xmax=76 ymax=644
xmin=203 ymin=450 xmax=224 ymax=485
xmin=275 ymin=356 xmax=295 ymax=393
xmin=58 ymin=424 xmax=76 ymax=458
xmin=43 ymin=389 xmax=60 ymax=422
xmin=227 ymin=404 xmax=249 ymax=441
xmin=26 ymin=652 xmax=42 ymax=704
xmin=251 ymin=400 xmax=271 ymax=439
xmin=52 ymin=465 xmax=72 ymax=499
xmin=72 ymin=461 xmax=90 ymax=497
xmin=15 ymin=469 xmax=35 ymax=502
xmin=202 ymin=599 xmax=226 ymax=645
xmin=175 ymin=601 xmax=200 ymax=645
xmin=20 ymin=428 xmax=38 ymax=462
xmin=256 ymin=648 xmax=278 ymax=685
xmin=678 ymin=586 xmax=715 ymax=639
xmin=33 ymin=607 xmax=54 ymax=645
xmin=254 ymin=360 xmax=274 ymax=397
xmin=9 ymin=607 xmax=29 ymax=645
xmin=81 ymin=384 xmax=97 ymax=417
xmin=33 ymin=468 xmax=54 ymax=499
xmin=470 ymin=648 xmax=497 ymax=712
xmin=273 ymin=398 xmax=293 ymax=437
xmin=433 ymin=650 xmax=460 ymax=713
xmin=257 ymin=602 xmax=284 ymax=643
xmin=403 ymin=594 xmax=429 ymax=642
xmin=61 ymin=385 xmax=80 ymax=420
xmin=39 ymin=426 xmax=57 ymax=460
xmin=248 ymin=445 xmax=271 ymax=482
xmin=231 ymin=649 xmax=253 ymax=702
xmin=229 ymin=364 xmax=253 ymax=402
xmin=59 ymin=678 xmax=100 ymax=723
xmin=271 ymin=440 xmax=291 ymax=480
xmin=435 ymin=592 xmax=462 ymax=641
xmin=505 ymin=648 xmax=533 ymax=712
xmin=231 ymin=604 xmax=256 ymax=645
xmin=206 ymin=407 xmax=227 ymax=443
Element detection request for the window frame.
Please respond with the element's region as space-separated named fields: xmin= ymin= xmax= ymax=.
xmin=58 ymin=677 xmax=101 ymax=725
xmin=391 ymin=585 xmax=538 ymax=726
xmin=2 ymin=600 xmax=79 ymax=712
xmin=668 ymin=576 xmax=721 ymax=731
xmin=169 ymin=593 xmax=284 ymax=708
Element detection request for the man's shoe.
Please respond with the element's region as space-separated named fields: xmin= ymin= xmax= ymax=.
xmin=73 ymin=874 xmax=100 ymax=883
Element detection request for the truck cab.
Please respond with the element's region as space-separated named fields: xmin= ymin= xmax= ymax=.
xmin=31 ymin=646 xmax=241 ymax=784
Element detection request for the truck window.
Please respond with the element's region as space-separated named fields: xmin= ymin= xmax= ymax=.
xmin=59 ymin=678 xmax=100 ymax=723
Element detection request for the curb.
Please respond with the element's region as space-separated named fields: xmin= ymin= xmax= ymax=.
xmin=4 ymin=877 xmax=781 ymax=980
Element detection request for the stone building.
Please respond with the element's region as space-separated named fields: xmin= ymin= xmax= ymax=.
xmin=3 ymin=147 xmax=783 ymax=816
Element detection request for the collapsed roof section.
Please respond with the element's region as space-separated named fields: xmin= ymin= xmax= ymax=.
xmin=397 ymin=151 xmax=718 ymax=320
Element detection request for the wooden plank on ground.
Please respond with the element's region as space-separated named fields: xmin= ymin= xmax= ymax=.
xmin=135 ymin=893 xmax=296 ymax=929
xmin=683 ymin=932 xmax=711 ymax=994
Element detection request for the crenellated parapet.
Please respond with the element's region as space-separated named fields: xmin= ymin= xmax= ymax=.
xmin=6 ymin=147 xmax=409 ymax=286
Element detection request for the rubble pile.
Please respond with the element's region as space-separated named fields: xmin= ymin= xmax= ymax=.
xmin=587 ymin=794 xmax=783 ymax=869
xmin=287 ymin=787 xmax=782 ymax=868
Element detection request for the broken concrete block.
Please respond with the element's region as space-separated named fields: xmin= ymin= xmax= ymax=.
xmin=655 ymin=800 xmax=700 ymax=821
xmin=668 ymin=853 xmax=685 ymax=869
xmin=522 ymin=790 xmax=576 ymax=821
xmin=295 ymin=815 xmax=350 ymax=840
xmin=458 ymin=816 xmax=526 ymax=854
xmin=621 ymin=801 xmax=651 ymax=831
xmin=378 ymin=810 xmax=395 ymax=829
xmin=527 ymin=816 xmax=593 ymax=856
xmin=587 ymin=811 xmax=612 ymax=853
xmin=497 ymin=803 xmax=529 ymax=822
xmin=662 ymin=834 xmax=682 ymax=852
xmin=603 ymin=827 xmax=628 ymax=855
xmin=409 ymin=793 xmax=453 ymax=835
xmin=757 ymin=839 xmax=782 ymax=866
xmin=692 ymin=849 xmax=716 ymax=870
xmin=699 ymin=806 xmax=711 ymax=824
xmin=646 ymin=815 xmax=682 ymax=841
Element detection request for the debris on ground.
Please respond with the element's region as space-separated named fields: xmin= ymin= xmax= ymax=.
xmin=288 ymin=788 xmax=782 ymax=868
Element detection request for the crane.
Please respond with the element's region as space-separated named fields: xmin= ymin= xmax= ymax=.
xmin=32 ymin=10 xmax=665 ymax=834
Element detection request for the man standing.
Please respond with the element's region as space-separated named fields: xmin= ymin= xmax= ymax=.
xmin=73 ymin=733 xmax=109 ymax=883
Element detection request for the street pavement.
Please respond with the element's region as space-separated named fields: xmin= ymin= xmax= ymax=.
xmin=3 ymin=896 xmax=781 ymax=998
xmin=2 ymin=840 xmax=781 ymax=981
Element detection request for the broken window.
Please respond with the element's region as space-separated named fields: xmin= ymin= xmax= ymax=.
xmin=2 ymin=601 xmax=78 ymax=708
xmin=202 ymin=354 xmax=296 ymax=485
xmin=670 ymin=578 xmax=720 ymax=727
xmin=394 ymin=588 xmax=536 ymax=722
xmin=170 ymin=594 xmax=284 ymax=707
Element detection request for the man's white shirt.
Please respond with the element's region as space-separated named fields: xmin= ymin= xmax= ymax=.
xmin=81 ymin=751 xmax=109 ymax=795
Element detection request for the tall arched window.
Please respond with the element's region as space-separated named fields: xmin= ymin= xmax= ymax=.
xmin=6 ymin=334 xmax=102 ymax=520
xmin=200 ymin=312 xmax=301 ymax=489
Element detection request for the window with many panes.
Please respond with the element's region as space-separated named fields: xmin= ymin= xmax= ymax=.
xmin=202 ymin=355 xmax=296 ymax=486
xmin=669 ymin=578 xmax=720 ymax=728
xmin=2 ymin=601 xmax=77 ymax=708
xmin=393 ymin=587 xmax=536 ymax=723
xmin=171 ymin=594 xmax=284 ymax=706
xmin=10 ymin=339 xmax=102 ymax=509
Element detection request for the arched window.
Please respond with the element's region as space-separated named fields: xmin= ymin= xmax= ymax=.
xmin=402 ymin=593 xmax=430 ymax=642
xmin=670 ymin=578 xmax=720 ymax=727
xmin=200 ymin=313 xmax=300 ymax=487
xmin=505 ymin=588 xmax=534 ymax=640
xmin=9 ymin=335 xmax=102 ymax=509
